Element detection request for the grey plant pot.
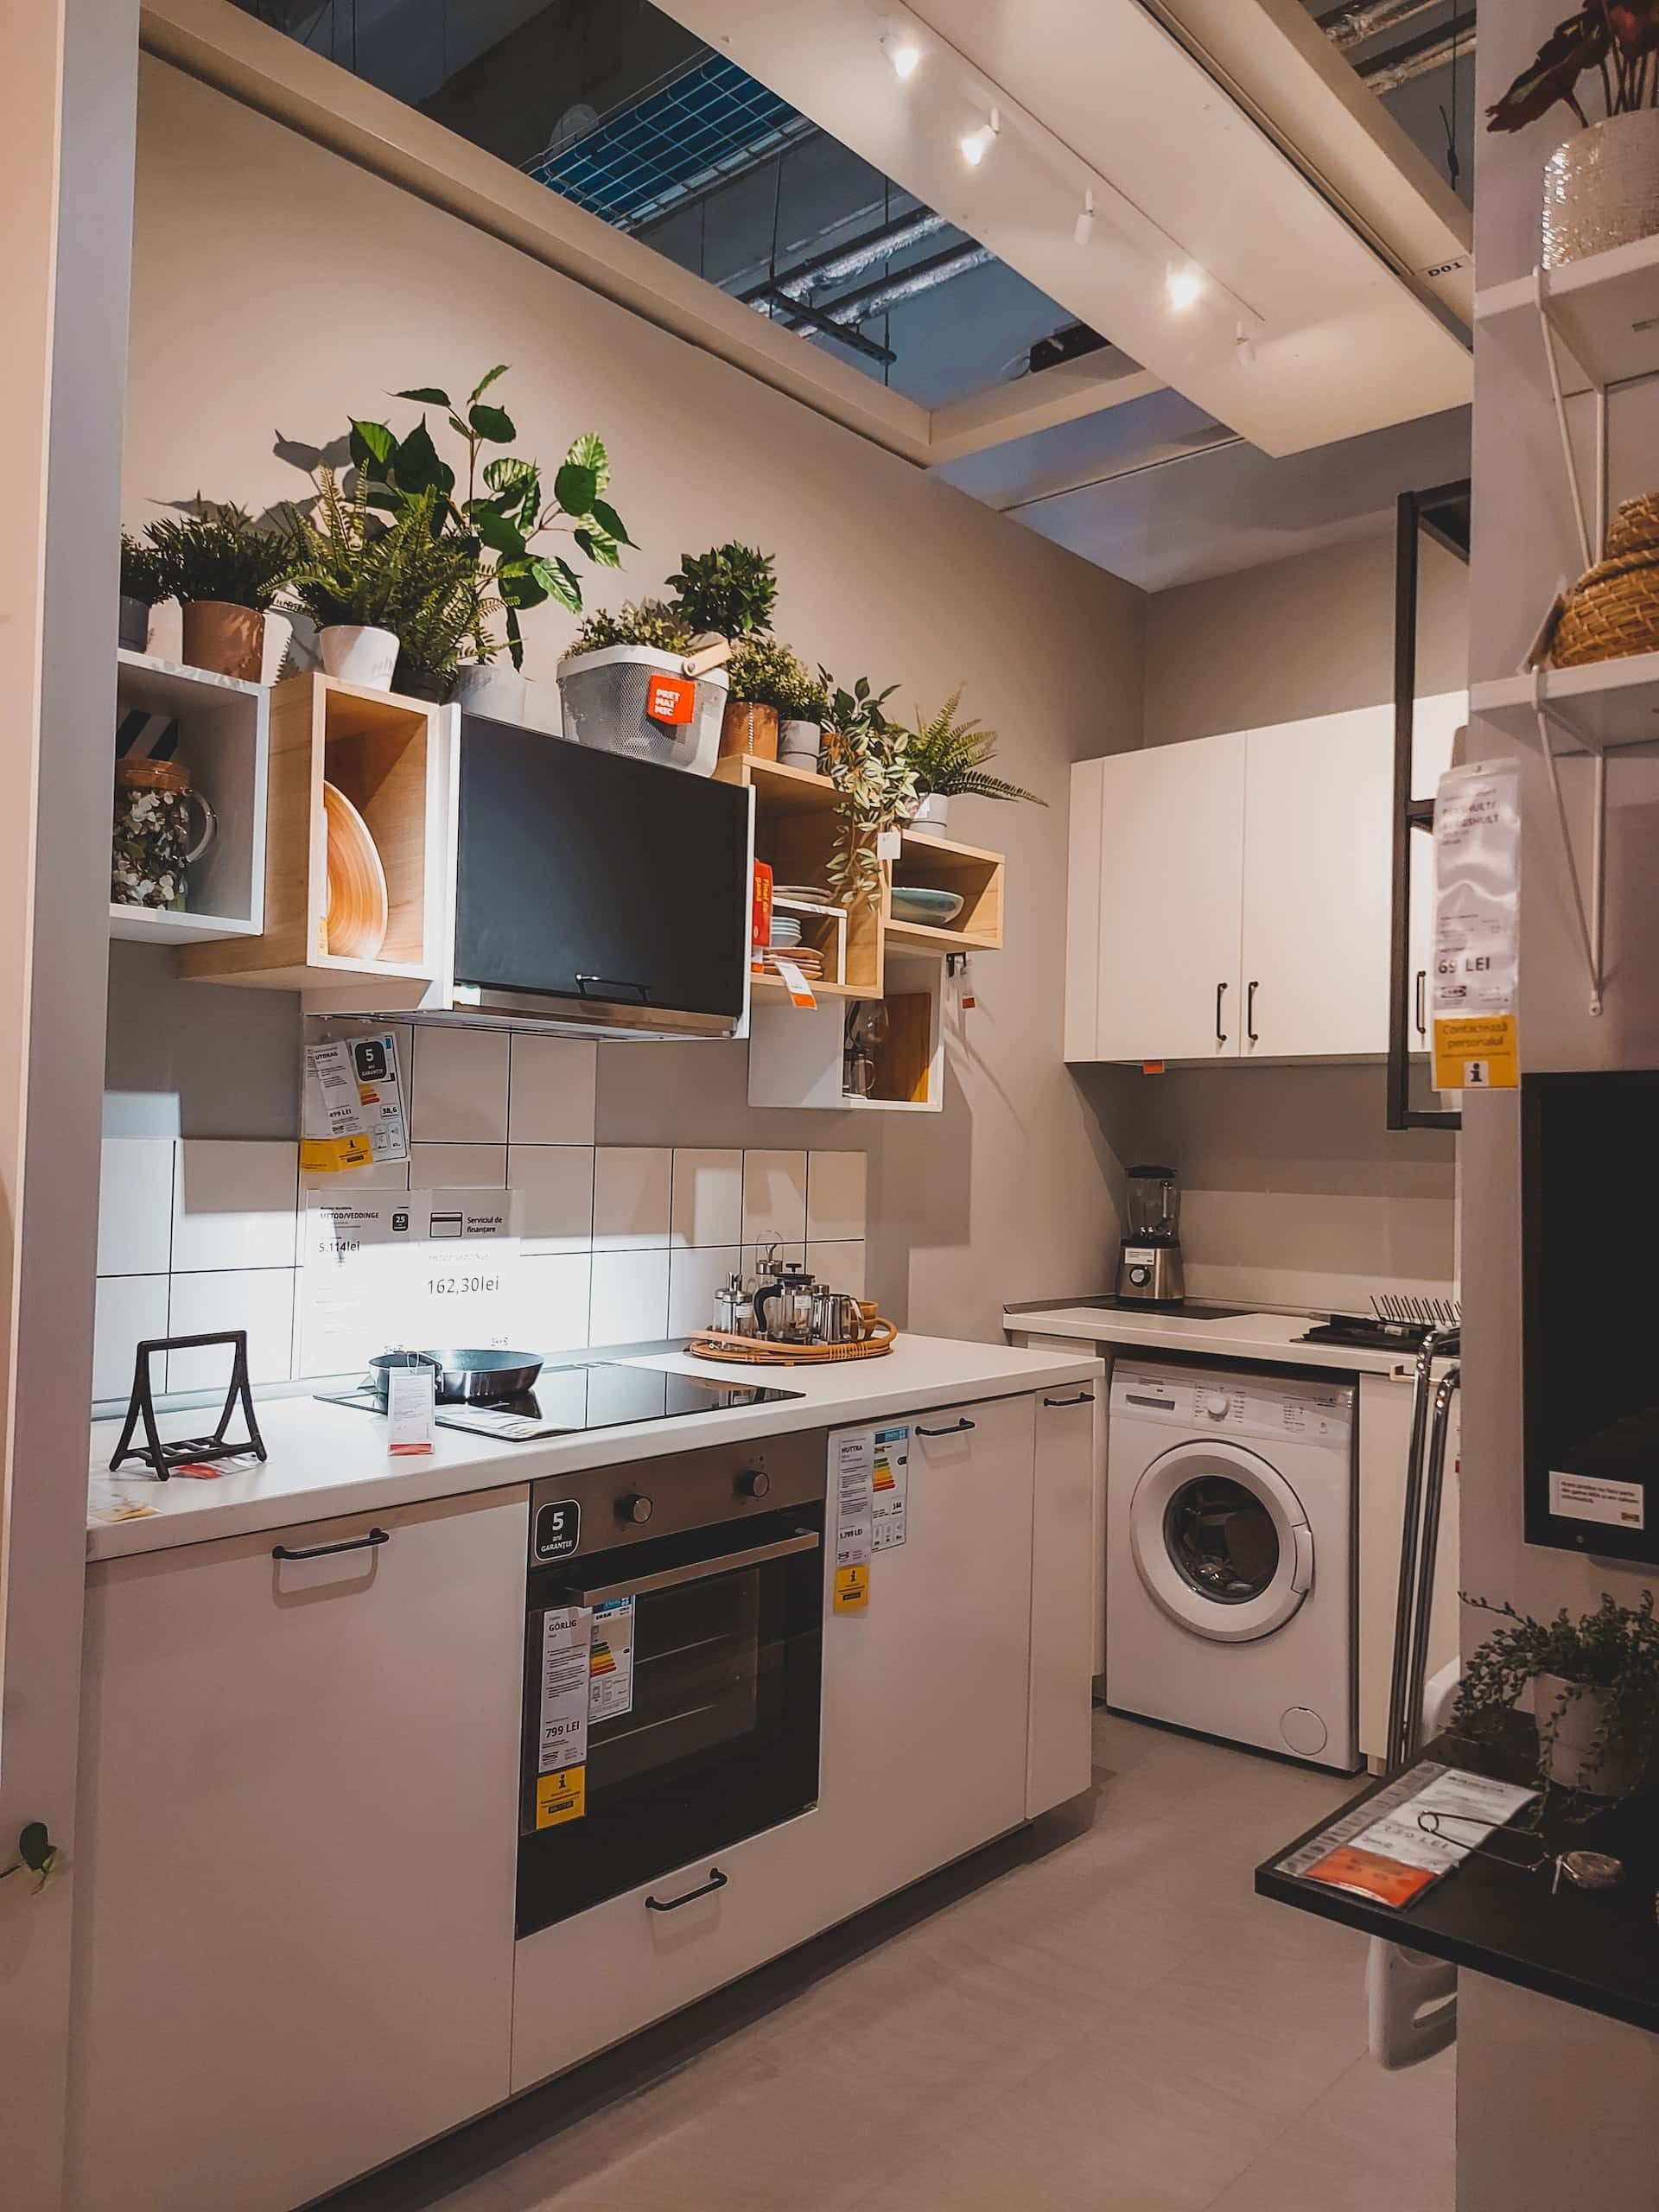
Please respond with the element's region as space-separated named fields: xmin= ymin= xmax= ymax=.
xmin=449 ymin=661 xmax=531 ymax=722
xmin=118 ymin=595 xmax=151 ymax=653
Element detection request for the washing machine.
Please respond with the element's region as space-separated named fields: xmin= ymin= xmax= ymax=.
xmin=1106 ymin=1360 xmax=1358 ymax=1771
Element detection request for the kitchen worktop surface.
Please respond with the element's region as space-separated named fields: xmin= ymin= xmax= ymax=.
xmin=86 ymin=1334 xmax=1103 ymax=1561
xmin=1004 ymin=1297 xmax=1440 ymax=1378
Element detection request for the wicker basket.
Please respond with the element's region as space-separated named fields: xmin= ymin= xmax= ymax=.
xmin=1549 ymin=493 xmax=1659 ymax=667
xmin=556 ymin=645 xmax=728 ymax=775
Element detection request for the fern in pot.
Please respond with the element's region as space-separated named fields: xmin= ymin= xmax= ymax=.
xmin=905 ymin=687 xmax=1044 ymax=831
xmin=1452 ymin=1589 xmax=1659 ymax=1808
xmin=143 ymin=503 xmax=296 ymax=681
xmin=282 ymin=473 xmax=479 ymax=693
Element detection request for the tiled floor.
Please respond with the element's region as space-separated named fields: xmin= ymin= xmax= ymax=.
xmin=327 ymin=1713 xmax=1454 ymax=2212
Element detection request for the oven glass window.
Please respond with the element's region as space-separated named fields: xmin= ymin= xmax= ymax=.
xmin=1164 ymin=1477 xmax=1279 ymax=1604
xmin=596 ymin=1565 xmax=770 ymax=1789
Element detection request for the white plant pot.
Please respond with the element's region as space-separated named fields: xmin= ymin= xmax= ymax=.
xmin=1532 ymin=1673 xmax=1635 ymax=1796
xmin=449 ymin=661 xmax=530 ymax=721
xmin=1543 ymin=110 xmax=1659 ymax=268
xmin=319 ymin=624 xmax=399 ymax=690
xmin=779 ymin=718 xmax=823 ymax=767
xmin=259 ymin=609 xmax=292 ymax=686
xmin=912 ymin=791 xmax=952 ymax=830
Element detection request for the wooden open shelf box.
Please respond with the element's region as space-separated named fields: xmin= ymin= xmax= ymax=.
xmin=715 ymin=753 xmax=881 ymax=996
xmin=179 ymin=671 xmax=448 ymax=998
xmin=885 ymin=824 xmax=1005 ymax=950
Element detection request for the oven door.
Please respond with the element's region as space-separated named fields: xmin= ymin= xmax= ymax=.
xmin=517 ymin=1503 xmax=824 ymax=1936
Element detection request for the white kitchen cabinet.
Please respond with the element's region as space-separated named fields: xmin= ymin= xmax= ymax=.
xmin=1405 ymin=692 xmax=1465 ymax=1060
xmin=1028 ymin=1385 xmax=1100 ymax=1814
xmin=69 ymin=1489 xmax=526 ymax=2212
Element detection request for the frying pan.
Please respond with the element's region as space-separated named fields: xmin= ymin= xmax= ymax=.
xmin=367 ymin=1348 xmax=543 ymax=1404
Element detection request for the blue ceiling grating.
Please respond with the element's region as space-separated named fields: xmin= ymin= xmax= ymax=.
xmin=530 ymin=52 xmax=815 ymax=231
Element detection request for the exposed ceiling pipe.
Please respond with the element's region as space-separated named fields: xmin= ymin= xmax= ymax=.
xmin=1317 ymin=0 xmax=1445 ymax=51
xmin=1357 ymin=19 xmax=1475 ymax=94
xmin=823 ymin=242 xmax=993 ymax=327
xmin=741 ymin=209 xmax=948 ymax=306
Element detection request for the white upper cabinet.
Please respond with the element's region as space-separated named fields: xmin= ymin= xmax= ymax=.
xmin=1083 ymin=732 xmax=1248 ymax=1064
xmin=1407 ymin=691 xmax=1466 ymax=1057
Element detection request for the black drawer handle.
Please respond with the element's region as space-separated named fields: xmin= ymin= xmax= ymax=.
xmin=646 ymin=1866 xmax=728 ymax=1913
xmin=272 ymin=1527 xmax=390 ymax=1562
xmin=917 ymin=1418 xmax=976 ymax=1435
xmin=1043 ymin=1392 xmax=1095 ymax=1408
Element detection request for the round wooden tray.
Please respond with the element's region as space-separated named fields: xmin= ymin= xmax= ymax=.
xmin=686 ymin=1321 xmax=897 ymax=1365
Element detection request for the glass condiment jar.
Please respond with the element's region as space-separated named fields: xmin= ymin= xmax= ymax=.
xmin=111 ymin=758 xmax=216 ymax=912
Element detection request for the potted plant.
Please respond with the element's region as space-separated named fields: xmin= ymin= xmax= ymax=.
xmin=349 ymin=365 xmax=632 ymax=721
xmin=1452 ymin=1589 xmax=1659 ymax=1806
xmin=667 ymin=542 xmax=779 ymax=640
xmin=818 ymin=672 xmax=915 ymax=909
xmin=721 ymin=638 xmax=822 ymax=763
xmin=1489 ymin=3 xmax=1659 ymax=265
xmin=557 ymin=600 xmax=731 ymax=775
xmin=282 ymin=471 xmax=477 ymax=692
xmin=904 ymin=687 xmax=1045 ymax=831
xmin=118 ymin=532 xmax=168 ymax=654
xmin=143 ymin=503 xmax=295 ymax=681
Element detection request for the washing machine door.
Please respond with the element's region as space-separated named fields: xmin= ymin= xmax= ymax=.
xmin=1129 ymin=1439 xmax=1314 ymax=1644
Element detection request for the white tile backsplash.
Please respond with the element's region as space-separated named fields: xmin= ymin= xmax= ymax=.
xmin=512 ymin=1253 xmax=592 ymax=1357
xmin=172 ymin=1141 xmax=298 ymax=1273
xmin=302 ymin=1155 xmax=412 ymax=1192
xmin=167 ymin=1268 xmax=296 ymax=1389
xmin=93 ymin=1274 xmax=169 ymax=1399
xmin=510 ymin=1145 xmax=595 ymax=1254
xmin=98 ymin=1137 xmax=175 ymax=1275
xmin=589 ymin=1249 xmax=670 ymax=1346
xmin=593 ymin=1147 xmax=672 ymax=1250
xmin=509 ymin=1034 xmax=598 ymax=1145
xmin=667 ymin=1244 xmax=744 ymax=1337
xmin=410 ymin=1027 xmax=510 ymax=1142
xmin=808 ymin=1241 xmax=867 ymax=1300
xmin=742 ymin=1150 xmax=808 ymax=1247
xmin=807 ymin=1153 xmax=868 ymax=1245
xmin=409 ymin=1142 xmax=508 ymax=1189
xmin=671 ymin=1149 xmax=743 ymax=1249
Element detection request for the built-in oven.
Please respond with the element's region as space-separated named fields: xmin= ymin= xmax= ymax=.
xmin=518 ymin=1430 xmax=827 ymax=1937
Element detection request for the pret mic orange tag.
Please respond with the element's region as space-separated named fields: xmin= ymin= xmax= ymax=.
xmin=646 ymin=674 xmax=696 ymax=724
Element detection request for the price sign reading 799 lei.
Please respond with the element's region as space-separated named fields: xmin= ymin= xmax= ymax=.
xmin=300 ymin=1188 xmax=522 ymax=1376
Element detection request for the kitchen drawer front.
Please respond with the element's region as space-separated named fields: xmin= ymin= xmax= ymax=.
xmin=511 ymin=1805 xmax=828 ymax=2092
xmin=1030 ymin=1385 xmax=1100 ymax=1815
xmin=70 ymin=1488 xmax=527 ymax=2212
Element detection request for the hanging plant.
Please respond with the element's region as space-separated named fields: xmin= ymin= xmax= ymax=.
xmin=818 ymin=671 xmax=915 ymax=909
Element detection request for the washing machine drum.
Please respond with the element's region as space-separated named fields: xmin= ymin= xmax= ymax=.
xmin=1129 ymin=1439 xmax=1314 ymax=1644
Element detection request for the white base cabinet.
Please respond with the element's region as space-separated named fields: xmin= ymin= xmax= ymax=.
xmin=68 ymin=1490 xmax=527 ymax=2212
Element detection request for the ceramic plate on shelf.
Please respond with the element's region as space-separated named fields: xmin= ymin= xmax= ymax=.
xmin=322 ymin=781 xmax=390 ymax=960
xmin=889 ymin=886 xmax=964 ymax=927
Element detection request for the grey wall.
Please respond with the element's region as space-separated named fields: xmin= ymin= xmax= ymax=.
xmin=113 ymin=54 xmax=1145 ymax=1346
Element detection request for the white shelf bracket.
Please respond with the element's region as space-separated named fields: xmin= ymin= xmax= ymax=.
xmin=1531 ymin=666 xmax=1605 ymax=1015
xmin=1533 ymin=264 xmax=1606 ymax=568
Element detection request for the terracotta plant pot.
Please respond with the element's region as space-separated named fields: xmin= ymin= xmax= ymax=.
xmin=720 ymin=698 xmax=779 ymax=761
xmin=180 ymin=600 xmax=265 ymax=682
xmin=1532 ymin=1673 xmax=1636 ymax=1796
xmin=319 ymin=624 xmax=399 ymax=690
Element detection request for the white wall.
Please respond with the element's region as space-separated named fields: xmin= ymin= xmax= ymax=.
xmin=114 ymin=54 xmax=1145 ymax=1346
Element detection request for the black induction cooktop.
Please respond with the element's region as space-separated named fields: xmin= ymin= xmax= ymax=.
xmin=1063 ymin=1295 xmax=1261 ymax=1319
xmin=321 ymin=1360 xmax=803 ymax=1440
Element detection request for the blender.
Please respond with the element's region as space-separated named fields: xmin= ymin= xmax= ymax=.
xmin=1116 ymin=1164 xmax=1185 ymax=1306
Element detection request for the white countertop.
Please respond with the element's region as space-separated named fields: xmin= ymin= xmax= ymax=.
xmin=86 ymin=1335 xmax=1103 ymax=1562
xmin=1003 ymin=1300 xmax=1434 ymax=1380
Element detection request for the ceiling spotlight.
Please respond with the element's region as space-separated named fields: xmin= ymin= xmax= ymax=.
xmin=1074 ymin=190 xmax=1096 ymax=247
xmin=1166 ymin=264 xmax=1204 ymax=312
xmin=881 ymin=31 xmax=922 ymax=79
xmin=960 ymin=109 xmax=1000 ymax=167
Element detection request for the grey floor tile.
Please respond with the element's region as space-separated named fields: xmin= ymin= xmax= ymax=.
xmin=1207 ymin=2044 xmax=1456 ymax=2211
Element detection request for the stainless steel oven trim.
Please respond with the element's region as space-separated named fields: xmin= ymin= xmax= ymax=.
xmin=570 ymin=1528 xmax=820 ymax=1607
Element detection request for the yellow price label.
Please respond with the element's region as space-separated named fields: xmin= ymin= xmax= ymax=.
xmin=834 ymin=1564 xmax=868 ymax=1614
xmin=1433 ymin=1013 xmax=1518 ymax=1092
xmin=536 ymin=1765 xmax=586 ymax=1828
xmin=300 ymin=1133 xmax=376 ymax=1173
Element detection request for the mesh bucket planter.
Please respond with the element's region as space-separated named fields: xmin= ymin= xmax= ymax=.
xmin=556 ymin=645 xmax=728 ymax=776
xmin=1548 ymin=493 xmax=1659 ymax=668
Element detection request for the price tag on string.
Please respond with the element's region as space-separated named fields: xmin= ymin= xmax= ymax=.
xmin=772 ymin=954 xmax=817 ymax=1009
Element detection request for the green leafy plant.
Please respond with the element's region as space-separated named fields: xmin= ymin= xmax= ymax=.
xmin=282 ymin=471 xmax=480 ymax=657
xmin=667 ymin=542 xmax=778 ymax=639
xmin=1452 ymin=1589 xmax=1659 ymax=1814
xmin=818 ymin=671 xmax=915 ymax=908
xmin=906 ymin=687 xmax=1045 ymax=805
xmin=119 ymin=531 xmax=169 ymax=607
xmin=1 ymin=1821 xmax=61 ymax=1896
xmin=565 ymin=599 xmax=694 ymax=658
xmin=727 ymin=638 xmax=824 ymax=721
xmin=143 ymin=502 xmax=295 ymax=610
xmin=349 ymin=366 xmax=632 ymax=669
xmin=1488 ymin=3 xmax=1659 ymax=134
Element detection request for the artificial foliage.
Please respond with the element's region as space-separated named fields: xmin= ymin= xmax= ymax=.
xmin=1452 ymin=1588 xmax=1659 ymax=1813
xmin=566 ymin=600 xmax=695 ymax=656
xmin=818 ymin=671 xmax=915 ymax=909
xmin=726 ymin=638 xmax=825 ymax=721
xmin=143 ymin=502 xmax=295 ymax=611
xmin=119 ymin=531 xmax=169 ymax=607
xmin=906 ymin=687 xmax=1045 ymax=805
xmin=1489 ymin=3 xmax=1659 ymax=133
xmin=667 ymin=542 xmax=779 ymax=639
xmin=282 ymin=472 xmax=480 ymax=653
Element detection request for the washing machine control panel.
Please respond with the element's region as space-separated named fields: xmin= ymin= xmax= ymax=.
xmin=1109 ymin=1363 xmax=1353 ymax=1449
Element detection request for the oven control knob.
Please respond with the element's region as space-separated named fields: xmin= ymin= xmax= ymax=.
xmin=616 ymin=1492 xmax=654 ymax=1526
xmin=737 ymin=1467 xmax=772 ymax=1500
xmin=1204 ymin=1392 xmax=1230 ymax=1421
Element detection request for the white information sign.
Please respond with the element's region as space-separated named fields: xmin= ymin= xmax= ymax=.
xmin=588 ymin=1597 xmax=637 ymax=1723
xmin=870 ymin=1423 xmax=911 ymax=1552
xmin=538 ymin=1605 xmax=594 ymax=1776
xmin=1431 ymin=760 xmax=1521 ymax=1090
xmin=830 ymin=1427 xmax=875 ymax=1568
xmin=299 ymin=1188 xmax=522 ymax=1376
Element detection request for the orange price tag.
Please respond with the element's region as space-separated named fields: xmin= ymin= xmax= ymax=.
xmin=646 ymin=674 xmax=696 ymax=724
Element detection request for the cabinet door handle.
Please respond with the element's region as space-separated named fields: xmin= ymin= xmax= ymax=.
xmin=1043 ymin=1391 xmax=1095 ymax=1407
xmin=916 ymin=1417 xmax=976 ymax=1435
xmin=271 ymin=1527 xmax=390 ymax=1562
xmin=646 ymin=1866 xmax=728 ymax=1913
xmin=1215 ymin=981 xmax=1229 ymax=1043
xmin=1414 ymin=968 xmax=1427 ymax=1039
xmin=1246 ymin=980 xmax=1260 ymax=1045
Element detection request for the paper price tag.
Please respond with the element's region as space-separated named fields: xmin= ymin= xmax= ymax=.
xmin=834 ymin=1564 xmax=869 ymax=1613
xmin=830 ymin=1428 xmax=874 ymax=1567
xmin=646 ymin=673 xmax=695 ymax=724
xmin=537 ymin=1606 xmax=594 ymax=1776
xmin=588 ymin=1597 xmax=637 ymax=1722
xmin=536 ymin=1766 xmax=586 ymax=1827
xmin=772 ymin=954 xmax=817 ymax=1008
xmin=876 ymin=829 xmax=902 ymax=861
xmin=385 ymin=1362 xmax=435 ymax=1455
xmin=871 ymin=1424 xmax=910 ymax=1551
xmin=1431 ymin=761 xmax=1521 ymax=1090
